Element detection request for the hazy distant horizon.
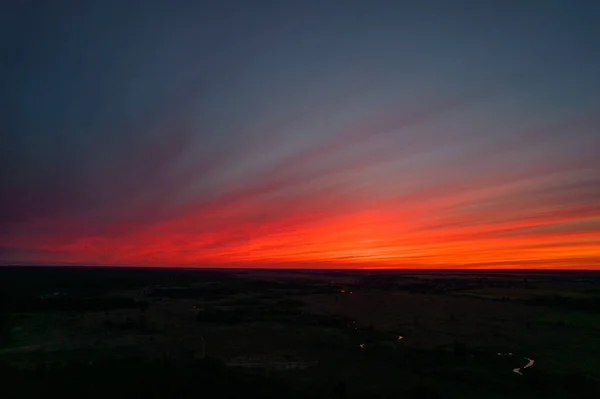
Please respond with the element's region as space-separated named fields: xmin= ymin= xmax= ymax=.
xmin=2 ymin=262 xmax=599 ymax=272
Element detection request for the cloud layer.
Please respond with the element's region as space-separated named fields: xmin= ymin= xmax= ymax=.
xmin=1 ymin=1 xmax=599 ymax=268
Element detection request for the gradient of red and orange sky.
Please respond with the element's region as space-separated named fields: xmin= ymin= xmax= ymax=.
xmin=1 ymin=1 xmax=599 ymax=269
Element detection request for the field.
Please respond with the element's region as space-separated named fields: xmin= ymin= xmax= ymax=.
xmin=1 ymin=266 xmax=600 ymax=398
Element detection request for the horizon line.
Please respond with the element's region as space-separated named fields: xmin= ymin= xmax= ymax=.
xmin=1 ymin=264 xmax=599 ymax=272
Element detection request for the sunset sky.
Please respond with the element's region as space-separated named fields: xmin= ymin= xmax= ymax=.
xmin=1 ymin=1 xmax=599 ymax=269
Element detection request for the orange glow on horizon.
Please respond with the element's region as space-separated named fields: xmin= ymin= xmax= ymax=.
xmin=3 ymin=189 xmax=598 ymax=269
xmin=3 ymin=99 xmax=599 ymax=270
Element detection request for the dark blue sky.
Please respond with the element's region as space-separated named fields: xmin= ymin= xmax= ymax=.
xmin=1 ymin=1 xmax=599 ymax=267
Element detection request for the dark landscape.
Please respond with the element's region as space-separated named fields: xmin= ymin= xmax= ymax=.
xmin=3 ymin=1 xmax=600 ymax=398
xmin=2 ymin=266 xmax=600 ymax=398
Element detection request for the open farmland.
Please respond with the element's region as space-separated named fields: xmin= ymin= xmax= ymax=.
xmin=1 ymin=267 xmax=600 ymax=398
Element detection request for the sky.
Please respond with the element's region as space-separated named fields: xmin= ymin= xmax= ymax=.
xmin=1 ymin=0 xmax=599 ymax=269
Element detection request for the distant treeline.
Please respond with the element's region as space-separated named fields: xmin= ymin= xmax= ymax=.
xmin=0 ymin=293 xmax=148 ymax=313
xmin=524 ymin=295 xmax=600 ymax=313
xmin=195 ymin=304 xmax=351 ymax=329
xmin=148 ymin=281 xmax=333 ymax=300
xmin=0 ymin=266 xmax=244 ymax=297
xmin=344 ymin=277 xmax=531 ymax=294
xmin=149 ymin=286 xmax=238 ymax=300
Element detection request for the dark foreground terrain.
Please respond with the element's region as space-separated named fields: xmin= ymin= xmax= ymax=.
xmin=1 ymin=266 xmax=600 ymax=398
